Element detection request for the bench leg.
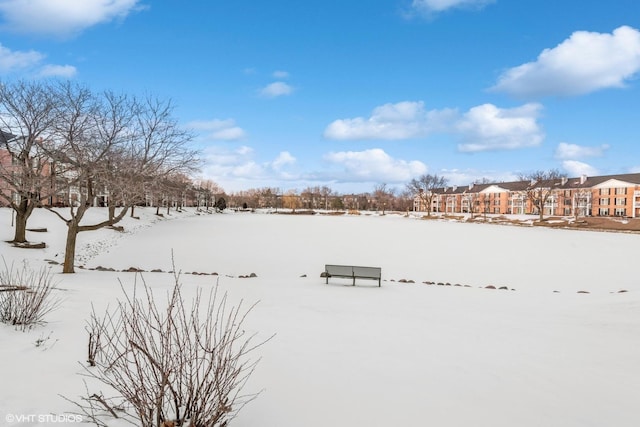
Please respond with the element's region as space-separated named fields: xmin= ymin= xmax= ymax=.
xmin=352 ymin=275 xmax=355 ymax=286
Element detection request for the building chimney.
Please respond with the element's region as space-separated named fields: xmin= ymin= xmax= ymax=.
xmin=468 ymin=183 xmax=474 ymax=190
xmin=561 ymin=177 xmax=568 ymax=185
xmin=580 ymin=174 xmax=587 ymax=184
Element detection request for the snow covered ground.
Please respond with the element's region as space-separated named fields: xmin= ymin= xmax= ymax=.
xmin=1 ymin=207 xmax=639 ymax=427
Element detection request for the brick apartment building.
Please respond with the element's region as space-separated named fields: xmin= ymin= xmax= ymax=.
xmin=414 ymin=173 xmax=640 ymax=218
xmin=0 ymin=133 xmax=78 ymax=208
xmin=0 ymin=145 xmax=200 ymax=209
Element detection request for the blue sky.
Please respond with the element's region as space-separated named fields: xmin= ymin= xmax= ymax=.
xmin=1 ymin=0 xmax=639 ymax=193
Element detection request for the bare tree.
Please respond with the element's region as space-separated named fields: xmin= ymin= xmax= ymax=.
xmin=258 ymin=187 xmax=279 ymax=209
xmin=0 ymin=80 xmax=59 ymax=243
xmin=119 ymin=96 xmax=198 ymax=218
xmin=300 ymin=187 xmax=316 ymax=210
xmin=76 ymin=271 xmax=270 ymax=427
xmin=406 ymin=174 xmax=448 ymax=216
xmin=42 ymin=84 xmax=135 ymax=273
xmin=195 ymin=179 xmax=223 ymax=211
xmin=572 ymin=188 xmax=592 ymax=220
xmin=373 ymin=183 xmax=394 ymax=215
xmin=519 ymin=169 xmax=565 ymax=221
xmin=282 ymin=190 xmax=300 ymax=212
xmin=43 ymin=84 xmax=198 ymax=273
xmin=320 ymin=186 xmax=332 ymax=211
xmin=392 ymin=189 xmax=414 ymax=213
xmin=462 ymin=192 xmax=480 ymax=218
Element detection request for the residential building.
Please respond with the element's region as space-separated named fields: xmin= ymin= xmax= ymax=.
xmin=413 ymin=173 xmax=640 ymax=218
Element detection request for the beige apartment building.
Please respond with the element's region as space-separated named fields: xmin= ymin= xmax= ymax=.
xmin=415 ymin=173 xmax=640 ymax=218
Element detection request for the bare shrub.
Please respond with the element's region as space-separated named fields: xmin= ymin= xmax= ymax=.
xmin=0 ymin=258 xmax=61 ymax=330
xmin=77 ymin=270 xmax=270 ymax=427
xmin=85 ymin=306 xmax=106 ymax=367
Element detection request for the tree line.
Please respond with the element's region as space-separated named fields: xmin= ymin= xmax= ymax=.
xmin=222 ymin=184 xmax=416 ymax=213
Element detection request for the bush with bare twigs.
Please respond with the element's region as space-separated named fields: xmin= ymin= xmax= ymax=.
xmin=0 ymin=258 xmax=60 ymax=330
xmin=72 ymin=270 xmax=270 ymax=427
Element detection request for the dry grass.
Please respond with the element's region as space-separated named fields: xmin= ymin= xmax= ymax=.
xmin=416 ymin=213 xmax=640 ymax=233
xmin=534 ymin=217 xmax=640 ymax=232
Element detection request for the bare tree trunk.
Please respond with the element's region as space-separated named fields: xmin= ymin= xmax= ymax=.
xmin=130 ymin=205 xmax=136 ymax=217
xmin=13 ymin=210 xmax=28 ymax=243
xmin=11 ymin=198 xmax=36 ymax=243
xmin=63 ymin=221 xmax=79 ymax=274
xmin=538 ymin=199 xmax=544 ymax=221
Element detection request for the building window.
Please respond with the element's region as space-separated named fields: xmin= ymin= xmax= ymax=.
xmin=599 ymin=198 xmax=609 ymax=205
xmin=599 ymin=208 xmax=609 ymax=216
xmin=615 ymin=198 xmax=626 ymax=206
xmin=615 ymin=208 xmax=626 ymax=216
xmin=600 ymin=188 xmax=610 ymax=195
xmin=564 ymin=208 xmax=571 ymax=215
xmin=615 ymin=187 xmax=627 ymax=195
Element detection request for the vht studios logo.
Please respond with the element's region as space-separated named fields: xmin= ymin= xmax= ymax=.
xmin=5 ymin=413 xmax=83 ymax=423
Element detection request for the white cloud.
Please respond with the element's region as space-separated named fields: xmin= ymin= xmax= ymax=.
xmin=456 ymin=103 xmax=544 ymax=152
xmin=0 ymin=43 xmax=78 ymax=77
xmin=200 ymin=146 xmax=300 ymax=188
xmin=38 ymin=64 xmax=77 ymax=78
xmin=554 ymin=142 xmax=609 ymax=160
xmin=323 ymin=101 xmax=456 ymax=140
xmin=236 ymin=146 xmax=253 ymax=156
xmin=323 ymin=148 xmax=427 ymax=182
xmin=411 ymin=0 xmax=494 ymax=13
xmin=0 ymin=43 xmax=43 ymax=72
xmin=188 ymin=118 xmax=246 ymax=141
xmin=324 ymin=101 xmax=544 ymax=152
xmin=231 ymin=161 xmax=263 ymax=178
xmin=273 ymin=70 xmax=289 ymax=79
xmin=202 ymin=146 xmax=263 ymax=181
xmin=492 ymin=26 xmax=640 ymax=97
xmin=272 ymin=151 xmax=296 ymax=170
xmin=0 ymin=0 xmax=144 ymax=37
xmin=259 ymin=81 xmax=293 ymax=98
xmin=562 ymin=160 xmax=599 ymax=177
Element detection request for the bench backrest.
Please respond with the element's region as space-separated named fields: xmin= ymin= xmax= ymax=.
xmin=325 ymin=264 xmax=381 ymax=279
xmin=352 ymin=266 xmax=381 ymax=279
xmin=325 ymin=265 xmax=355 ymax=276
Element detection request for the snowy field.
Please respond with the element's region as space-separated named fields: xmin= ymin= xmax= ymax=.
xmin=1 ymin=207 xmax=639 ymax=427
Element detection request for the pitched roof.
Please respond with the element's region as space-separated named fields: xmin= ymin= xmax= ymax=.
xmin=561 ymin=173 xmax=640 ymax=189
